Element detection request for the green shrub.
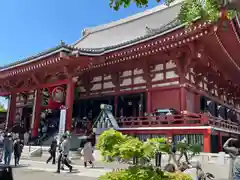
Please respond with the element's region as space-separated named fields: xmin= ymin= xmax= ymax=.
xmin=99 ymin=166 xmax=193 ymax=180
xmin=166 ymin=172 xmax=193 ymax=180
xmin=96 ymin=129 xmax=127 ymax=161
xmin=97 ymin=129 xmax=199 ymax=180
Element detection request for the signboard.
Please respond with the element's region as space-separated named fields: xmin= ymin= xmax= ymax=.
xmin=52 ymin=87 xmax=65 ymax=103
xmin=41 ymin=86 xmax=65 ymax=108
xmin=58 ymin=108 xmax=66 ymax=144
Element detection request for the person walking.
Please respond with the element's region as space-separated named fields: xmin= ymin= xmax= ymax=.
xmin=177 ymin=137 xmax=190 ymax=164
xmin=46 ymin=138 xmax=57 ymax=164
xmin=168 ymin=140 xmax=177 ymax=163
xmin=13 ymin=138 xmax=23 ymax=166
xmin=223 ymin=137 xmax=240 ymax=180
xmin=56 ymin=135 xmax=72 ymax=173
xmin=3 ymin=133 xmax=13 ymax=165
xmin=81 ymin=138 xmax=94 ymax=168
xmin=23 ymin=131 xmax=29 ymax=145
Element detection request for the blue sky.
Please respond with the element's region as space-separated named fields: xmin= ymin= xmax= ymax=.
xmin=0 ymin=0 xmax=159 ymax=109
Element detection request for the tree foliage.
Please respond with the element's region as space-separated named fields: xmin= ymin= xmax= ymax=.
xmin=109 ymin=0 xmax=236 ymax=25
xmin=99 ymin=165 xmax=192 ymax=180
xmin=0 ymin=103 xmax=6 ymax=112
xmin=97 ymin=129 xmax=201 ymax=180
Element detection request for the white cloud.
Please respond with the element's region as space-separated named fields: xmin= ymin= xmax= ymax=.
xmin=0 ymin=97 xmax=8 ymax=109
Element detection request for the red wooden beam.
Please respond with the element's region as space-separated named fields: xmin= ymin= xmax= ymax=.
xmin=32 ymin=74 xmax=41 ymax=85
xmin=8 ymin=79 xmax=69 ymax=94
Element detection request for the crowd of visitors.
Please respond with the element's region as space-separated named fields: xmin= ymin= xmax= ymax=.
xmin=45 ymin=131 xmax=96 ymax=173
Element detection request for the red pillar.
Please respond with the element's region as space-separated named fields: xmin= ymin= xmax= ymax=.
xmin=146 ymin=91 xmax=151 ymax=113
xmin=65 ymin=81 xmax=75 ymax=132
xmin=32 ymin=89 xmax=42 ymax=137
xmin=203 ymin=129 xmax=211 ymax=152
xmin=6 ymin=93 xmax=16 ymax=130
xmin=194 ymin=93 xmax=200 ymax=113
xmin=180 ymin=86 xmax=187 ymax=112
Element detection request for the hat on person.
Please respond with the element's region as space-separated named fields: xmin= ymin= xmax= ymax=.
xmin=7 ymin=133 xmax=12 ymax=137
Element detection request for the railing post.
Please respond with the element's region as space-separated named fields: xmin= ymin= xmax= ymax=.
xmin=155 ymin=152 xmax=162 ymax=167
xmin=133 ymin=156 xmax=138 ymax=165
xmin=202 ymin=114 xmax=209 ymax=125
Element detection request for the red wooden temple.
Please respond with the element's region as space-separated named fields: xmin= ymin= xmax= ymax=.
xmin=0 ymin=1 xmax=240 ymax=152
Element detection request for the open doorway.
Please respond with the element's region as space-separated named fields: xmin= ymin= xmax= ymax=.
xmin=117 ymin=92 xmax=146 ymax=117
xmin=21 ymin=106 xmax=33 ymax=132
xmin=74 ymin=96 xmax=114 ymax=121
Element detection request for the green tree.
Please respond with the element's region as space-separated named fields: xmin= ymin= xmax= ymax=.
xmin=109 ymin=0 xmax=237 ymax=25
xmin=0 ymin=103 xmax=6 ymax=112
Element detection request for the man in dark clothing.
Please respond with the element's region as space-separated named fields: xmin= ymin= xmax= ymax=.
xmin=46 ymin=138 xmax=57 ymax=164
xmin=56 ymin=135 xmax=72 ymax=173
xmin=13 ymin=138 xmax=23 ymax=166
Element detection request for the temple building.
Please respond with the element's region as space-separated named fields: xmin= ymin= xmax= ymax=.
xmin=0 ymin=0 xmax=240 ymax=152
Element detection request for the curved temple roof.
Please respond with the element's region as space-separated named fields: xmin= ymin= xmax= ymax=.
xmin=74 ymin=0 xmax=182 ymax=50
xmin=0 ymin=0 xmax=183 ymax=71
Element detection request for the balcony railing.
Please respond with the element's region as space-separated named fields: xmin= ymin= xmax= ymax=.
xmin=116 ymin=114 xmax=240 ymax=132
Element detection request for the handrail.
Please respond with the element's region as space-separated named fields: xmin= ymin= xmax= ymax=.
xmin=116 ymin=114 xmax=240 ymax=132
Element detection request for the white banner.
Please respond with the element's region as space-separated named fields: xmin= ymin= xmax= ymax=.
xmin=58 ymin=109 xmax=66 ymax=143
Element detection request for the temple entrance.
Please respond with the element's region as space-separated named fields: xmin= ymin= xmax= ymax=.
xmin=74 ymin=96 xmax=114 ymax=121
xmin=21 ymin=106 xmax=33 ymax=132
xmin=117 ymin=92 xmax=146 ymax=117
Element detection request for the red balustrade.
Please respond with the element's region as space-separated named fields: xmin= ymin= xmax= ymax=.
xmin=116 ymin=114 xmax=240 ymax=132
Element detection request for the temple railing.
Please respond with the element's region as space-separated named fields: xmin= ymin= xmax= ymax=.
xmin=116 ymin=114 xmax=240 ymax=132
xmin=208 ymin=117 xmax=239 ymax=132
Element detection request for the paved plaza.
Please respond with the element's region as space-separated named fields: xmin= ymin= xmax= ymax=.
xmin=13 ymin=168 xmax=97 ymax=180
xmin=12 ymin=159 xmax=111 ymax=179
xmin=4 ymin=157 xmax=228 ymax=180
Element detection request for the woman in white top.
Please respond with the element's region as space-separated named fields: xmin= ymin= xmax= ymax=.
xmin=81 ymin=139 xmax=94 ymax=168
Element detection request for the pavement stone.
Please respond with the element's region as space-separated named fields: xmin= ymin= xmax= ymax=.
xmin=19 ymin=159 xmax=111 ymax=178
xmin=13 ymin=168 xmax=97 ymax=180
